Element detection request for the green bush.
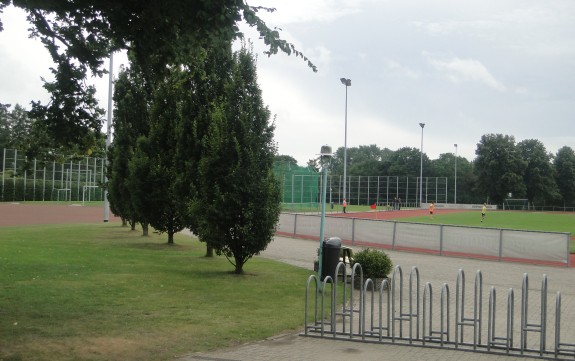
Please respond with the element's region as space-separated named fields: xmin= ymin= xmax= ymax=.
xmin=352 ymin=248 xmax=393 ymax=279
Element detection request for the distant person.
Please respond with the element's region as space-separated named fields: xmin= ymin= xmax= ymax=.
xmin=398 ymin=198 xmax=401 ymax=210
xmin=343 ymin=198 xmax=347 ymax=213
xmin=481 ymin=203 xmax=487 ymax=222
xmin=429 ymin=202 xmax=435 ymax=219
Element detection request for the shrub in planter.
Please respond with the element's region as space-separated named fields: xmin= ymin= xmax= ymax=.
xmin=352 ymin=248 xmax=393 ymax=285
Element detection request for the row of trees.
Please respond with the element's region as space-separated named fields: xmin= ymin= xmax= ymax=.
xmin=0 ymin=1 xmax=310 ymax=275
xmin=0 ymin=103 xmax=106 ymax=161
xmin=107 ymin=45 xmax=281 ymax=274
xmin=302 ymin=136 xmax=575 ymax=206
xmin=4 ymin=97 xmax=574 ymax=208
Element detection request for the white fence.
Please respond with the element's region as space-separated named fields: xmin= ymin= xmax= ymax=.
xmin=277 ymin=213 xmax=571 ymax=267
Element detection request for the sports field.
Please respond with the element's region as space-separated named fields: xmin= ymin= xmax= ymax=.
xmin=330 ymin=208 xmax=575 ymax=253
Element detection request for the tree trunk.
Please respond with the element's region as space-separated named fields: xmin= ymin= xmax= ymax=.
xmin=141 ymin=222 xmax=149 ymax=236
xmin=234 ymin=255 xmax=244 ymax=274
xmin=167 ymin=231 xmax=174 ymax=245
xmin=121 ymin=217 xmax=127 ymax=227
xmin=130 ymin=220 xmax=136 ymax=230
xmin=205 ymin=244 xmax=214 ymax=257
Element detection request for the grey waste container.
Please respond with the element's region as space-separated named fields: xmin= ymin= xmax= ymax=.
xmin=321 ymin=237 xmax=342 ymax=281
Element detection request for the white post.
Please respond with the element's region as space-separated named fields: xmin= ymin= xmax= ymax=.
xmin=340 ymin=78 xmax=351 ymax=205
xmin=454 ymin=143 xmax=458 ymax=204
xmin=419 ymin=123 xmax=425 ymax=208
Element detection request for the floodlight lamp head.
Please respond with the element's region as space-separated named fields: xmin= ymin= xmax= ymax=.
xmin=419 ymin=122 xmax=425 ymax=128
xmin=320 ymin=145 xmax=332 ymax=158
xmin=340 ymin=78 xmax=351 ymax=86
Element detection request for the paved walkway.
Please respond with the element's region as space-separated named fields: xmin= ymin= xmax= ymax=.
xmin=177 ymin=235 xmax=575 ymax=361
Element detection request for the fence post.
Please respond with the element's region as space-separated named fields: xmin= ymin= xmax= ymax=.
xmin=567 ymin=234 xmax=571 ymax=268
xmin=439 ymin=224 xmax=444 ymax=256
xmin=392 ymin=221 xmax=397 ymax=250
xmin=293 ymin=214 xmax=298 ymax=237
xmin=498 ymin=229 xmax=503 ymax=261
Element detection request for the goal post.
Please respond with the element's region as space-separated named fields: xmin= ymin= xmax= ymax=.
xmin=503 ymin=198 xmax=529 ymax=210
xmin=82 ymin=185 xmax=101 ymax=205
xmin=52 ymin=188 xmax=71 ymax=202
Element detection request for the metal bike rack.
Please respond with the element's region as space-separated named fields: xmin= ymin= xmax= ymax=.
xmin=391 ymin=265 xmax=420 ymax=343
xmin=555 ymin=292 xmax=575 ymax=357
xmin=423 ymin=282 xmax=450 ymax=346
xmin=303 ymin=265 xmax=574 ymax=360
xmin=488 ymin=286 xmax=514 ymax=352
xmin=521 ymin=273 xmax=548 ymax=356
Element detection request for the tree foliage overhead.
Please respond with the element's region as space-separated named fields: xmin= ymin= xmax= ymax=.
xmin=0 ymin=0 xmax=316 ymax=146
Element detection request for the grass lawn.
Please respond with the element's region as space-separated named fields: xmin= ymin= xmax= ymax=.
xmin=401 ymin=210 xmax=575 ymax=252
xmin=0 ymin=224 xmax=311 ymax=361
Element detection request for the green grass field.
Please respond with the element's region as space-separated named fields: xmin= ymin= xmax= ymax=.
xmin=404 ymin=210 xmax=575 ymax=252
xmin=0 ymin=224 xmax=311 ymax=361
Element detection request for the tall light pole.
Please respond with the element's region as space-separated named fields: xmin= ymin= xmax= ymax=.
xmin=340 ymin=78 xmax=351 ymax=205
xmin=454 ymin=143 xmax=458 ymax=205
xmin=419 ymin=123 xmax=425 ymax=208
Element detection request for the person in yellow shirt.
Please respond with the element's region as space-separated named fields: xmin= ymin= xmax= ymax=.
xmin=481 ymin=203 xmax=487 ymax=222
xmin=429 ymin=202 xmax=435 ymax=219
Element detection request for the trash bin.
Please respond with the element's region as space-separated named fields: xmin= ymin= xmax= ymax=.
xmin=321 ymin=237 xmax=342 ymax=281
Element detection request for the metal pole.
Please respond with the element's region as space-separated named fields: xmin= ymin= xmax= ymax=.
xmin=318 ymin=145 xmax=332 ymax=281
xmin=454 ymin=143 xmax=458 ymax=204
xmin=104 ymin=52 xmax=113 ymax=222
xmin=419 ymin=123 xmax=425 ymax=208
xmin=340 ymin=78 xmax=351 ymax=204
xmin=344 ymin=85 xmax=347 ymax=203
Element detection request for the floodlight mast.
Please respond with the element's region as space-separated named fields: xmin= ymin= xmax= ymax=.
xmin=419 ymin=123 xmax=425 ymax=208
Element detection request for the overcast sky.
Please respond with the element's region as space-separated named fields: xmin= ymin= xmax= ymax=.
xmin=1 ymin=1 xmax=574 ymax=165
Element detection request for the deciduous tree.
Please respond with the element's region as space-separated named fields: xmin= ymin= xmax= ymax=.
xmin=474 ymin=134 xmax=526 ymax=204
xmin=107 ymin=64 xmax=151 ymax=232
xmin=0 ymin=103 xmax=10 ymax=149
xmin=517 ymin=139 xmax=559 ymax=205
xmin=129 ymin=70 xmax=187 ymax=244
xmin=191 ymin=45 xmax=281 ymax=274
xmin=554 ymin=146 xmax=575 ymax=206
